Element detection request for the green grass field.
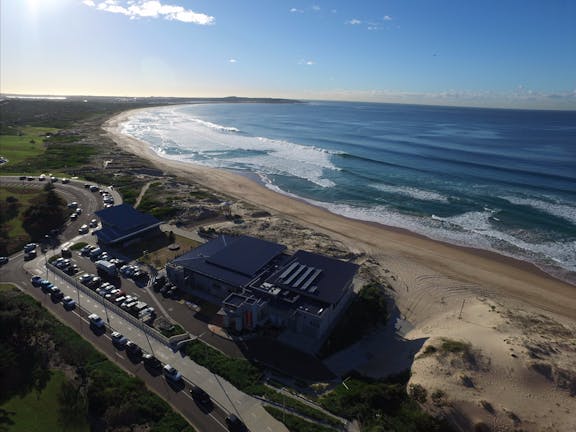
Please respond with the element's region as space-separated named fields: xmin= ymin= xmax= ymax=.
xmin=0 ymin=127 xmax=58 ymax=167
xmin=0 ymin=370 xmax=89 ymax=432
xmin=0 ymin=184 xmax=41 ymax=244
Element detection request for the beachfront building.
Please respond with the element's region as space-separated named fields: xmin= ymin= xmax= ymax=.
xmin=94 ymin=203 xmax=162 ymax=246
xmin=166 ymin=234 xmax=358 ymax=352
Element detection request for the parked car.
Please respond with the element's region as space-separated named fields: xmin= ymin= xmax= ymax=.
xmin=24 ymin=250 xmax=37 ymax=261
xmin=152 ymin=275 xmax=166 ymax=289
xmin=89 ymin=218 xmax=98 ymax=228
xmin=78 ymin=224 xmax=89 ymax=235
xmin=162 ymin=365 xmax=182 ymax=382
xmin=40 ymin=281 xmax=54 ymax=293
xmin=62 ymin=296 xmax=76 ymax=310
xmin=143 ymin=353 xmax=162 ymax=370
xmin=190 ymin=385 xmax=212 ymax=407
xmin=50 ymin=287 xmax=64 ymax=302
xmin=31 ymin=275 xmax=43 ymax=286
xmin=125 ymin=341 xmax=143 ymax=358
xmin=88 ymin=314 xmax=105 ymax=329
xmin=67 ymin=201 xmax=78 ymax=209
xmin=0 ymin=256 xmax=8 ymax=265
xmin=225 ymin=414 xmax=246 ymax=432
xmin=86 ymin=276 xmax=101 ymax=289
xmin=79 ymin=273 xmax=93 ymax=284
xmin=23 ymin=243 xmax=37 ymax=252
xmin=111 ymin=331 xmax=128 ymax=347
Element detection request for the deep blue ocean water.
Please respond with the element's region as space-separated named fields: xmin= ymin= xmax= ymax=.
xmin=119 ymin=101 xmax=576 ymax=282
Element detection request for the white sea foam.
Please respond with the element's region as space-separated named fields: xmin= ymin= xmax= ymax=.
xmin=120 ymin=107 xmax=337 ymax=188
xmin=502 ymin=196 xmax=576 ymax=224
xmin=189 ymin=118 xmax=240 ymax=133
xmin=371 ymin=183 xmax=450 ymax=203
xmin=263 ymin=184 xmax=576 ymax=274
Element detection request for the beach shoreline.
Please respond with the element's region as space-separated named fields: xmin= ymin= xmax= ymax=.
xmin=103 ymin=108 xmax=575 ymax=319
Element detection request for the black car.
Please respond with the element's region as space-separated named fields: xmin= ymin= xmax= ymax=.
xmin=126 ymin=341 xmax=143 ymax=358
xmin=0 ymin=256 xmax=8 ymax=265
xmin=143 ymin=353 xmax=162 ymax=370
xmin=159 ymin=283 xmax=170 ymax=295
xmin=225 ymin=414 xmax=246 ymax=431
xmin=152 ymin=275 xmax=166 ymax=290
xmin=190 ymin=385 xmax=211 ymax=407
xmin=50 ymin=287 xmax=64 ymax=302
xmin=24 ymin=250 xmax=37 ymax=261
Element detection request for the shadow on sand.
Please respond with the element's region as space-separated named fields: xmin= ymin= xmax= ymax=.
xmin=324 ymin=304 xmax=428 ymax=378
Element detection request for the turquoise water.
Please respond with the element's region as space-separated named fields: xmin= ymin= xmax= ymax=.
xmin=119 ymin=101 xmax=576 ymax=283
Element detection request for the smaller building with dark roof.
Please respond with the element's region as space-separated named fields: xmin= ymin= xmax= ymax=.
xmin=94 ymin=203 xmax=162 ymax=246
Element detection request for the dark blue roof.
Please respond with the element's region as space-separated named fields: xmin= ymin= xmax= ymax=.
xmin=172 ymin=235 xmax=286 ymax=287
xmin=266 ymin=250 xmax=358 ymax=305
xmin=207 ymin=236 xmax=286 ymax=276
xmin=94 ymin=204 xmax=161 ymax=244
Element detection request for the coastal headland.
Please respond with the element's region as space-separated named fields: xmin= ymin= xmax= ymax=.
xmin=104 ymin=107 xmax=576 ymax=432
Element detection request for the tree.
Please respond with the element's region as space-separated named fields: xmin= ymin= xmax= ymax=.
xmin=58 ymin=379 xmax=88 ymax=431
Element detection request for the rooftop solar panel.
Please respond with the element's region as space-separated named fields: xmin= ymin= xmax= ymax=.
xmin=284 ymin=264 xmax=306 ymax=285
xmin=293 ymin=267 xmax=315 ymax=288
xmin=279 ymin=261 xmax=299 ymax=280
xmin=300 ymin=268 xmax=322 ymax=291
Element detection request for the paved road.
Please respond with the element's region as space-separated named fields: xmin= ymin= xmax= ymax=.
xmin=0 ymin=176 xmax=288 ymax=432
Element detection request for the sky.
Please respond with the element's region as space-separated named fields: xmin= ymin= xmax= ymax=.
xmin=1 ymin=0 xmax=575 ymax=109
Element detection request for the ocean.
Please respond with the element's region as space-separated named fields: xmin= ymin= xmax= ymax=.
xmin=119 ymin=101 xmax=576 ymax=283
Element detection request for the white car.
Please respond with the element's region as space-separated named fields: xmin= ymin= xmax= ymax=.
xmin=79 ymin=224 xmax=89 ymax=234
xmin=163 ymin=364 xmax=182 ymax=382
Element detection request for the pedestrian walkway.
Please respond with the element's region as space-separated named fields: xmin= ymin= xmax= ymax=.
xmin=160 ymin=223 xmax=205 ymax=243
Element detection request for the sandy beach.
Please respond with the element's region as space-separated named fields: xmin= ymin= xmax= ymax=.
xmin=104 ymin=109 xmax=576 ymax=432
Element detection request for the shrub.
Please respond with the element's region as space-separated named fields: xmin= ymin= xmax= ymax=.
xmin=409 ymin=384 xmax=428 ymax=403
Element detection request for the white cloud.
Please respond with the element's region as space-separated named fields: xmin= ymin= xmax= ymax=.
xmin=383 ymin=15 xmax=392 ymax=21
xmin=312 ymin=5 xmax=320 ymax=11
xmin=84 ymin=0 xmax=214 ymax=25
xmin=228 ymin=58 xmax=237 ymax=63
xmin=347 ymin=19 xmax=362 ymax=25
xmin=289 ymin=7 xmax=303 ymax=13
xmin=299 ymin=59 xmax=315 ymax=66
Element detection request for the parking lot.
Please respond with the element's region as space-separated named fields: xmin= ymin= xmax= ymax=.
xmin=49 ymin=243 xmax=171 ymax=329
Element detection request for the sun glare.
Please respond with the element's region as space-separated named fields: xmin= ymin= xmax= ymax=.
xmin=26 ymin=0 xmax=67 ymax=12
